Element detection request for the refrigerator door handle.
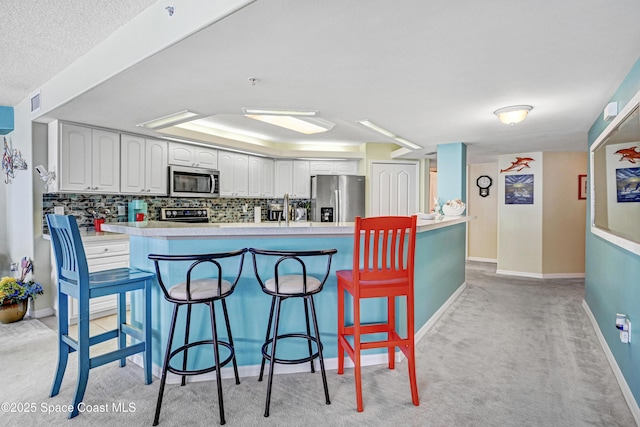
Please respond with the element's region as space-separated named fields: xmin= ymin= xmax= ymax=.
xmin=335 ymin=189 xmax=340 ymax=224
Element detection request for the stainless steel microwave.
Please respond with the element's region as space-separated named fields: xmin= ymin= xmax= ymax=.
xmin=169 ymin=165 xmax=220 ymax=198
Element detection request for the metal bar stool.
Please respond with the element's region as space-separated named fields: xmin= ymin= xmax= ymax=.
xmin=337 ymin=215 xmax=419 ymax=412
xmin=46 ymin=214 xmax=154 ymax=419
xmin=249 ymin=248 xmax=337 ymax=417
xmin=148 ymin=249 xmax=247 ymax=426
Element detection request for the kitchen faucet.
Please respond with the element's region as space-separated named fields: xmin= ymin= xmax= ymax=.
xmin=283 ymin=193 xmax=290 ymax=227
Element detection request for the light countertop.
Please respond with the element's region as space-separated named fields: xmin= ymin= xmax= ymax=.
xmin=101 ymin=216 xmax=473 ymax=239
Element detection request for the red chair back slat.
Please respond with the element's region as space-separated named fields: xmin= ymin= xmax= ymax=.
xmin=354 ymin=216 xmax=417 ymax=283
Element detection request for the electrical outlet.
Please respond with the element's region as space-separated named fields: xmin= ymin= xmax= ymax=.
xmin=118 ymin=206 xmax=126 ymax=216
xmin=54 ymin=206 xmax=64 ymax=215
xmin=621 ymin=330 xmax=630 ymax=343
xmin=243 ymin=203 xmax=248 ymax=213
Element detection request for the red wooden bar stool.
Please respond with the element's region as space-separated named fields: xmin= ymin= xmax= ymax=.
xmin=336 ymin=215 xmax=419 ymax=412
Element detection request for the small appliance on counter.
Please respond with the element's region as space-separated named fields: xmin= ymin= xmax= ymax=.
xmin=159 ymin=207 xmax=211 ymax=223
xmin=268 ymin=203 xmax=284 ymax=221
xmin=295 ymin=207 xmax=307 ymax=222
xmin=128 ymin=199 xmax=148 ymax=222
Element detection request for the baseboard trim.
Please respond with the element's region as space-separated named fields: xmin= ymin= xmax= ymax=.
xmin=582 ymin=300 xmax=640 ymax=426
xmin=467 ymin=257 xmax=497 ymax=263
xmin=30 ymin=307 xmax=55 ymax=319
xmin=496 ymin=269 xmax=585 ymax=279
xmin=130 ymin=352 xmax=389 ymax=385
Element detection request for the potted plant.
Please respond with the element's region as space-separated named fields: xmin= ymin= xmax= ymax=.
xmin=0 ymin=277 xmax=43 ymax=324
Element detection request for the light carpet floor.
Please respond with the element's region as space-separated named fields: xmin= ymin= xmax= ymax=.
xmin=0 ymin=262 xmax=635 ymax=426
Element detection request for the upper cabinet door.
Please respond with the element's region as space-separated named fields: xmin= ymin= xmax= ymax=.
xmin=291 ymin=160 xmax=310 ymax=198
xmin=120 ymin=134 xmax=146 ymax=193
xmin=334 ymin=161 xmax=358 ymax=175
xmin=194 ymin=147 xmax=218 ymax=169
xmin=91 ymin=129 xmax=120 ymax=193
xmin=218 ymin=151 xmax=235 ymax=195
xmin=261 ymin=158 xmax=274 ymax=197
xmin=232 ymin=153 xmax=248 ymax=197
xmin=274 ymin=160 xmax=293 ymax=196
xmin=309 ymin=160 xmax=359 ymax=175
xmin=145 ymin=139 xmax=168 ymax=194
xmin=60 ymin=123 xmax=92 ymax=191
xmin=249 ymin=156 xmax=275 ymax=197
xmin=168 ymin=142 xmax=195 ymax=166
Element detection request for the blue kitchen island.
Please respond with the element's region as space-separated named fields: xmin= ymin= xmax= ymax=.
xmin=102 ymin=218 xmax=471 ymax=382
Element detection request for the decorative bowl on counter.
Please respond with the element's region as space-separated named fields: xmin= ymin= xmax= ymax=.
xmin=442 ymin=199 xmax=466 ymax=216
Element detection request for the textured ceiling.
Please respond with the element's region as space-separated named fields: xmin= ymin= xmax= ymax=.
xmin=0 ymin=0 xmax=157 ymax=106
xmin=5 ymin=1 xmax=640 ymax=164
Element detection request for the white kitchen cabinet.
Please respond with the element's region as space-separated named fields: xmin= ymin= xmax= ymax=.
xmin=248 ymin=156 xmax=274 ymax=197
xmin=121 ymin=135 xmax=168 ymax=195
xmin=275 ymin=160 xmax=310 ymax=198
xmin=59 ymin=124 xmax=120 ymax=193
xmin=309 ymin=160 xmax=359 ymax=176
xmin=218 ymin=151 xmax=249 ymax=197
xmin=168 ymin=142 xmax=218 ymax=168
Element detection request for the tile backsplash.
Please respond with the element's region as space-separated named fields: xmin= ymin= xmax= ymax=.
xmin=42 ymin=193 xmax=308 ymax=234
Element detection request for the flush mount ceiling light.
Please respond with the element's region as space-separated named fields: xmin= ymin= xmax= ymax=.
xmin=357 ymin=119 xmax=422 ymax=150
xmin=137 ymin=110 xmax=200 ymax=129
xmin=493 ymin=105 xmax=533 ymax=125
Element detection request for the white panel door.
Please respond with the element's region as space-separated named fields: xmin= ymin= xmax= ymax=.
xmin=370 ymin=162 xmax=418 ymax=216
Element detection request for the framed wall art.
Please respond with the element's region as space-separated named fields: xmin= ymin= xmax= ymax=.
xmin=578 ymin=174 xmax=587 ymax=200
xmin=505 ymin=174 xmax=534 ymax=205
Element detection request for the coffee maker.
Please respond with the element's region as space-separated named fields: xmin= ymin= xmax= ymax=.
xmin=128 ymin=199 xmax=148 ymax=222
xmin=267 ymin=203 xmax=284 ymax=221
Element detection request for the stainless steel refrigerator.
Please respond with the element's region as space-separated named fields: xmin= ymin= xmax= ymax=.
xmin=310 ymin=175 xmax=365 ymax=223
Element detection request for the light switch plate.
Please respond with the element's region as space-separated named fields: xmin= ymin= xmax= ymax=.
xmin=54 ymin=206 xmax=64 ymax=215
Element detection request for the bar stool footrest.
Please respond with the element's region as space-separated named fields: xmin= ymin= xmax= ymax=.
xmin=168 ymin=339 xmax=235 ymax=376
xmin=262 ymin=333 xmax=323 ymax=365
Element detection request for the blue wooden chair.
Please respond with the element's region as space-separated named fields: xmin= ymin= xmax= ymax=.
xmin=46 ymin=214 xmax=154 ymax=418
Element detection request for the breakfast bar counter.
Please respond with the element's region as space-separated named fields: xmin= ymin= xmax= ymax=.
xmin=101 ymin=217 xmax=471 ymax=380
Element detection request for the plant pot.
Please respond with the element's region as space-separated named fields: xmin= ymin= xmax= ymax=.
xmin=0 ymin=300 xmax=28 ymax=324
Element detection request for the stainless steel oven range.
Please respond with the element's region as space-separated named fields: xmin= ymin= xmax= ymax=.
xmin=159 ymin=207 xmax=211 ymax=223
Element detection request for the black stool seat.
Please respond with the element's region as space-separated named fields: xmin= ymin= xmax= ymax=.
xmin=250 ymin=248 xmax=337 ymax=417
xmin=149 ymin=249 xmax=247 ymax=426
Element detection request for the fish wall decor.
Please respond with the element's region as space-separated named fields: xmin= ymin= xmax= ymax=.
xmin=500 ymin=157 xmax=535 ymax=173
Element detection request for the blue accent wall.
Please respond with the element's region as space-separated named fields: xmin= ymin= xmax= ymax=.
xmin=0 ymin=106 xmax=14 ymax=135
xmin=586 ymin=57 xmax=640 ymax=404
xmin=437 ymin=142 xmax=467 ymax=204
